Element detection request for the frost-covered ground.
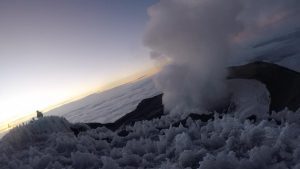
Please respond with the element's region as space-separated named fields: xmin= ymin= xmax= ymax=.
xmin=46 ymin=77 xmax=161 ymax=123
xmin=1 ymin=78 xmax=299 ymax=169
xmin=1 ymin=107 xmax=300 ymax=169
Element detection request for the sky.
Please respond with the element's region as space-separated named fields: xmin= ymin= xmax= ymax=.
xmin=0 ymin=0 xmax=158 ymax=125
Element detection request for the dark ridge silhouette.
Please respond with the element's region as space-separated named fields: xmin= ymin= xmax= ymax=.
xmin=228 ymin=61 xmax=300 ymax=112
xmin=71 ymin=94 xmax=164 ymax=135
xmin=71 ymin=61 xmax=300 ymax=136
xmin=76 ymin=96 xmax=220 ymax=136
xmin=111 ymin=93 xmax=164 ymax=129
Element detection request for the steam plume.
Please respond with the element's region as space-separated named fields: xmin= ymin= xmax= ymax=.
xmin=144 ymin=0 xmax=300 ymax=114
xmin=144 ymin=0 xmax=243 ymax=114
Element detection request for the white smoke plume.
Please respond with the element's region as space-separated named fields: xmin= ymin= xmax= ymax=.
xmin=144 ymin=0 xmax=300 ymax=114
xmin=144 ymin=0 xmax=243 ymax=114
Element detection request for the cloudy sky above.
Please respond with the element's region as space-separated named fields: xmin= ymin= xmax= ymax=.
xmin=0 ymin=0 xmax=157 ymax=124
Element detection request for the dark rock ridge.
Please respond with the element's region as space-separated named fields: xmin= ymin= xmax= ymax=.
xmin=108 ymin=93 xmax=164 ymax=130
xmin=71 ymin=94 xmax=164 ymax=135
xmin=71 ymin=61 xmax=300 ymax=135
xmin=228 ymin=61 xmax=300 ymax=112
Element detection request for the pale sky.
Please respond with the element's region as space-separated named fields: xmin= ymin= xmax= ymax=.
xmin=0 ymin=0 xmax=158 ymax=124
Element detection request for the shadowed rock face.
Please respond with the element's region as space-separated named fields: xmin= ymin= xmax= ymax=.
xmin=228 ymin=61 xmax=300 ymax=112
xmin=72 ymin=94 xmax=217 ymax=135
xmin=105 ymin=93 xmax=164 ymax=131
xmin=80 ymin=94 xmax=164 ymax=132
xmin=71 ymin=61 xmax=300 ymax=135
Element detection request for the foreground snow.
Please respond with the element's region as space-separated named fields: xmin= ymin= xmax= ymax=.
xmin=1 ymin=107 xmax=300 ymax=169
xmin=1 ymin=63 xmax=298 ymax=168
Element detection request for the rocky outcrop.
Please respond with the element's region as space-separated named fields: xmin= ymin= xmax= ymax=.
xmin=71 ymin=94 xmax=164 ymax=134
xmin=228 ymin=61 xmax=300 ymax=112
xmin=71 ymin=94 xmax=220 ymax=136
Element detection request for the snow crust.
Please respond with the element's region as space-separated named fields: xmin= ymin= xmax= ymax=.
xmin=1 ymin=108 xmax=300 ymax=169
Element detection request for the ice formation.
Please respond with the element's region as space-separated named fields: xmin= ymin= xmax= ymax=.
xmin=1 ymin=108 xmax=300 ymax=169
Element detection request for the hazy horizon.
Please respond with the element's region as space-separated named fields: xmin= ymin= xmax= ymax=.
xmin=0 ymin=66 xmax=160 ymax=135
xmin=0 ymin=0 xmax=158 ymax=125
